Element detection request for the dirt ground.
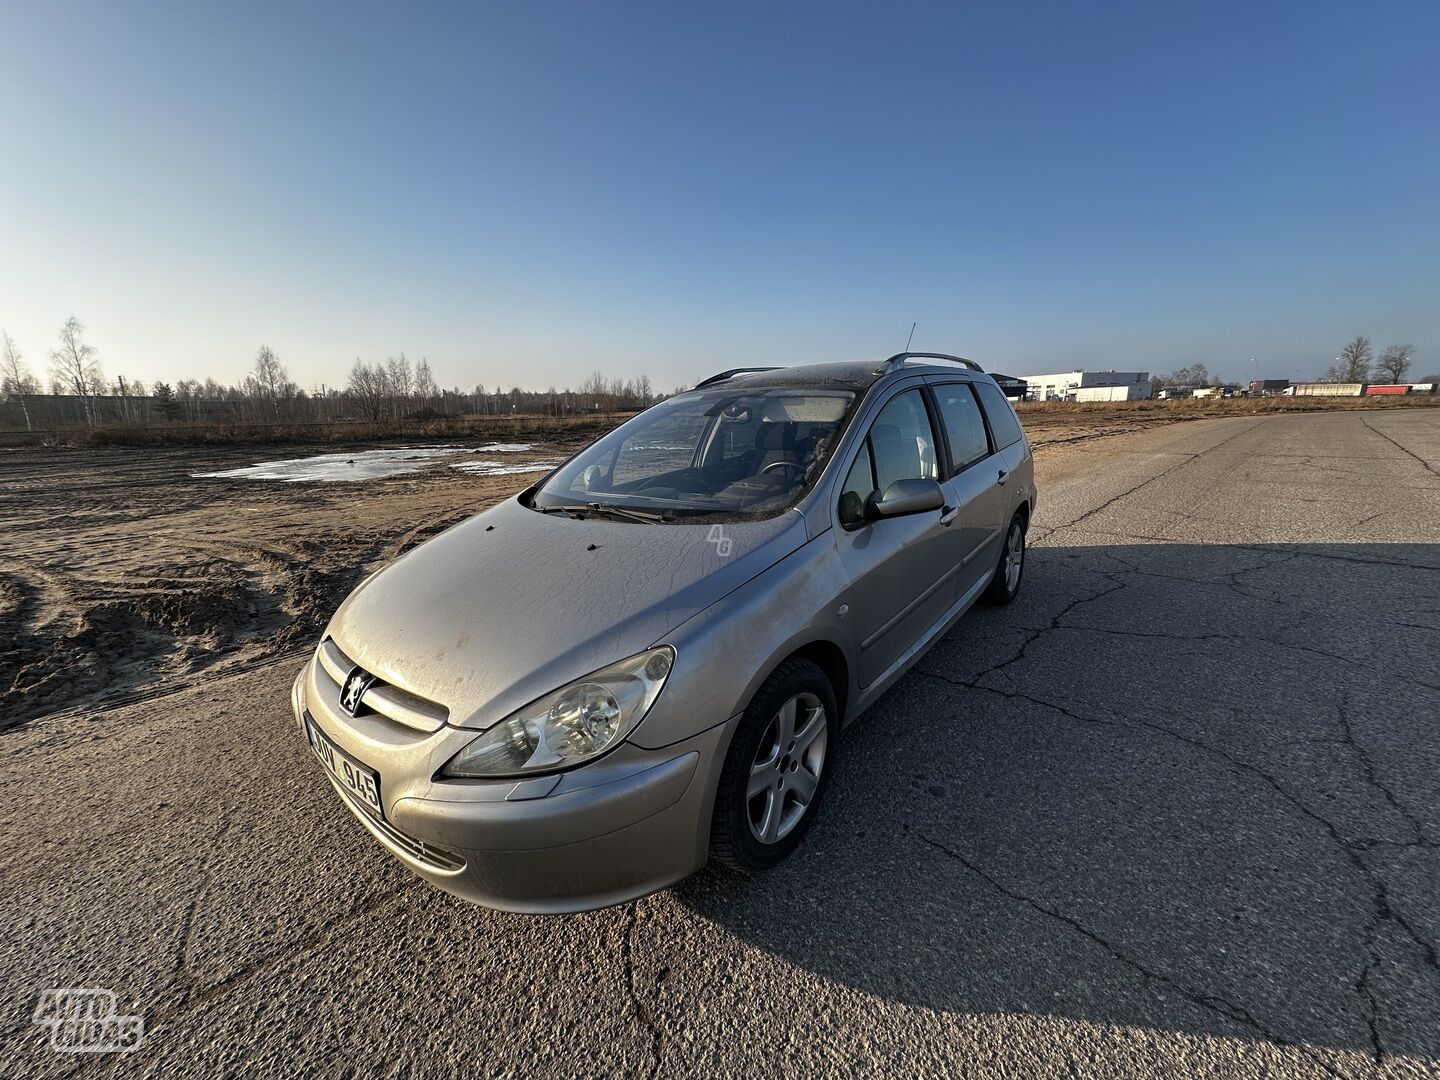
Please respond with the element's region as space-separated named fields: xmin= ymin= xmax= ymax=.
xmin=0 ymin=438 xmax=592 ymax=729
xmin=1 ymin=398 xmax=1433 ymax=730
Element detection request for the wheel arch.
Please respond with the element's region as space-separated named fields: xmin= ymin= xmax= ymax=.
xmin=784 ymin=638 xmax=851 ymax=724
xmin=722 ymin=631 xmax=854 ymax=737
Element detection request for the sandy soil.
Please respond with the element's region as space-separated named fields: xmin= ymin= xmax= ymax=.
xmin=0 ymin=439 xmax=590 ymax=729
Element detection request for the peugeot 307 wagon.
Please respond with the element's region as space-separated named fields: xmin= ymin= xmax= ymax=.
xmin=292 ymin=353 xmax=1037 ymax=913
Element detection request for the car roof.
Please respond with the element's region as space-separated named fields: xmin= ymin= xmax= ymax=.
xmin=693 ymin=359 xmax=983 ymax=394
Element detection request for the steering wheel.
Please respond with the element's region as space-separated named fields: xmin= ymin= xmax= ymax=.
xmin=761 ymin=460 xmax=806 ymax=478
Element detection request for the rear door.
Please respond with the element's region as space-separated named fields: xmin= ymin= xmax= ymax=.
xmin=970 ymin=377 xmax=1030 ymax=524
xmin=832 ymin=386 xmax=956 ymax=688
xmin=929 ymin=379 xmax=1009 ymax=593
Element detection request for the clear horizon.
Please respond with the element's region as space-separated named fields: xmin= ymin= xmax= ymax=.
xmin=2 ymin=1 xmax=1437 ymax=392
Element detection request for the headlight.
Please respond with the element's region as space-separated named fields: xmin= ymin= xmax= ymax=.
xmin=438 ymin=647 xmax=675 ymax=779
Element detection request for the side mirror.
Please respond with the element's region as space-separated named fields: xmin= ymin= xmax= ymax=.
xmin=867 ymin=477 xmax=945 ymax=520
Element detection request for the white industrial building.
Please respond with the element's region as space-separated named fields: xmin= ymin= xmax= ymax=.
xmin=1020 ymin=370 xmax=1153 ymax=402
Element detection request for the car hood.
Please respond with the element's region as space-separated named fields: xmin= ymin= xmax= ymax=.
xmin=326 ymin=496 xmax=809 ymax=730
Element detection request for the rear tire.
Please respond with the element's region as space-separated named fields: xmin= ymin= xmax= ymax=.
xmin=710 ymin=658 xmax=838 ymax=873
xmin=982 ymin=512 xmax=1026 ymax=606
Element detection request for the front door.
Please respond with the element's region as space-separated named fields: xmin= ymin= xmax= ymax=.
xmin=833 ymin=387 xmax=957 ymax=687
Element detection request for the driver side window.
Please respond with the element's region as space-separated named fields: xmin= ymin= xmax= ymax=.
xmin=838 ymin=389 xmax=939 ymax=526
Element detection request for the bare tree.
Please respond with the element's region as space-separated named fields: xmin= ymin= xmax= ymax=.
xmin=347 ymin=359 xmax=391 ymax=421
xmin=249 ymin=345 xmax=291 ymax=417
xmin=49 ymin=316 xmax=104 ymax=425
xmin=1165 ymin=363 xmax=1211 ymax=388
xmin=414 ymin=358 xmax=437 ymax=400
xmin=1326 ymin=337 xmax=1372 ymax=383
xmin=1375 ymin=344 xmax=1414 ymax=384
xmin=386 ymin=354 xmax=412 ymax=417
xmin=2 ymin=331 xmax=39 ymax=429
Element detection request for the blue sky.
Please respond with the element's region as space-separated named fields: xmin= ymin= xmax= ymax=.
xmin=2 ymin=1 xmax=1437 ymax=391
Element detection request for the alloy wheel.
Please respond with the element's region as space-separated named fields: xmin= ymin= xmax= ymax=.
xmin=1004 ymin=522 xmax=1024 ymax=593
xmin=746 ymin=692 xmax=828 ymax=844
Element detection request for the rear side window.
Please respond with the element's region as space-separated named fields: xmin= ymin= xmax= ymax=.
xmin=973 ymin=379 xmax=1024 ymax=450
xmin=932 ymin=383 xmax=990 ymax=474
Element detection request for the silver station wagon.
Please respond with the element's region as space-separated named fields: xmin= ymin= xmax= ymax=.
xmin=292 ymin=353 xmax=1037 ymax=912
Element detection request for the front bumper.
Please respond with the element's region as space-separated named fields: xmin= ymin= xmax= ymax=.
xmin=291 ymin=662 xmax=735 ymax=914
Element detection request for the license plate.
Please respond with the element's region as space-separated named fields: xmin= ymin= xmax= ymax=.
xmin=304 ymin=716 xmax=384 ymax=819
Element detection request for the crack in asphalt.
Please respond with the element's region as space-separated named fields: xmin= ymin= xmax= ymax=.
xmin=1335 ymin=692 xmax=1430 ymax=849
xmin=1078 ymin=532 xmax=1440 ymax=575
xmin=622 ymin=902 xmax=666 ymax=1080
xmin=1034 ymin=619 xmax=1440 ymax=697
xmin=912 ymin=656 xmax=1440 ymax=1068
xmin=915 ymin=834 xmax=1355 ymax=1080
xmin=51 ymin=880 xmax=430 ymax=1080
xmin=1079 ymin=550 xmax=1440 ymax=686
xmin=966 ymin=572 xmax=1129 ymax=688
xmin=1359 ymin=417 xmax=1440 ymax=480
xmin=1036 ymin=420 xmax=1266 ymax=539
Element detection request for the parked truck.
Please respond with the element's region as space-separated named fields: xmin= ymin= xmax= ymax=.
xmin=1075 ymin=384 xmax=1149 ymax=402
xmin=1248 ymin=379 xmax=1289 ymax=396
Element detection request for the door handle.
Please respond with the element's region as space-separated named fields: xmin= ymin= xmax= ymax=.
xmin=939 ymin=505 xmax=959 ymax=527
xmin=996 ymin=469 xmax=1008 ymax=486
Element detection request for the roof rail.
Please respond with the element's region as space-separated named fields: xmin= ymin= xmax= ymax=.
xmin=694 ymin=366 xmax=783 ymax=388
xmin=874 ymin=352 xmax=983 ymax=376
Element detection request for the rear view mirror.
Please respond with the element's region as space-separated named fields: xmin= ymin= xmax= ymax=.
xmin=868 ymin=478 xmax=945 ymax=520
xmin=579 ymin=464 xmax=605 ymax=492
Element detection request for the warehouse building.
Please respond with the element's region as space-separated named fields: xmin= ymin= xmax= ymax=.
xmin=988 ymin=373 xmax=1027 ymax=401
xmin=1019 ymin=370 xmax=1152 ymax=402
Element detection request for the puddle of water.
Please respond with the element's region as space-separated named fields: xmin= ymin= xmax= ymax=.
xmin=195 ymin=447 xmax=462 ymax=483
xmin=450 ymin=460 xmax=559 ymax=476
xmin=470 ymin=443 xmax=533 ymax=453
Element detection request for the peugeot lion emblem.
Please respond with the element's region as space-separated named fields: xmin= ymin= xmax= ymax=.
xmin=339 ymin=669 xmax=374 ymax=717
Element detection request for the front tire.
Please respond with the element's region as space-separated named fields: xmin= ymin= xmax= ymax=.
xmin=983 ymin=512 xmax=1026 ymax=606
xmin=710 ymin=658 xmax=837 ymax=873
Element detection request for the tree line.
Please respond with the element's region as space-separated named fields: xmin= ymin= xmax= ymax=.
xmin=5 ymin=317 xmax=1434 ymax=431
xmin=1323 ymin=337 xmax=1422 ymax=385
xmin=0 ymin=316 xmax=666 ymax=429
xmin=1151 ymin=338 xmax=1430 ymax=393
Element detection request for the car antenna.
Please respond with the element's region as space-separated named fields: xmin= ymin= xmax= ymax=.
xmin=903 ymin=321 xmax=917 ymax=351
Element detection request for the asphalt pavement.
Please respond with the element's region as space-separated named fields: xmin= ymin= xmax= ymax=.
xmin=3 ymin=409 xmax=1438 ymax=1078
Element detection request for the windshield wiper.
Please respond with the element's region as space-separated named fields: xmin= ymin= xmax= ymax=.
xmin=530 ymin=503 xmax=587 ymax=518
xmin=583 ymin=502 xmax=672 ymax=524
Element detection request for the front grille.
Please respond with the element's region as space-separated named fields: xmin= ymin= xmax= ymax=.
xmin=328 ymin=778 xmax=467 ymax=873
xmin=315 ymin=638 xmax=448 ymax=733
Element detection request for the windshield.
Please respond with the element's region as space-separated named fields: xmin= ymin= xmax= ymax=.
xmin=532 ymin=388 xmax=858 ymax=520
